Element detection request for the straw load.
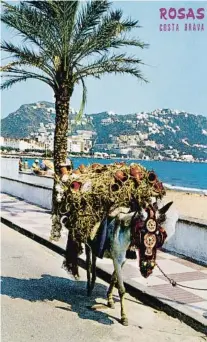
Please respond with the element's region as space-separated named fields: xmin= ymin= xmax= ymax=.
xmin=50 ymin=162 xmax=165 ymax=242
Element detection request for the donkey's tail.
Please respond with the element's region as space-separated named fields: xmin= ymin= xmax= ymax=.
xmin=62 ymin=233 xmax=82 ymax=279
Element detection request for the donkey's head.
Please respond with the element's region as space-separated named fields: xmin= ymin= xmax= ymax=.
xmin=131 ymin=201 xmax=175 ymax=278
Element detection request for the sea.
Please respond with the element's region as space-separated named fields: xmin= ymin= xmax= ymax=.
xmin=26 ymin=157 xmax=207 ymax=191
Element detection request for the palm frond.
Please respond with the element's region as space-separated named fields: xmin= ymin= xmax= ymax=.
xmin=1 ymin=67 xmax=55 ymax=89
xmin=1 ymin=1 xmax=61 ymax=57
xmin=1 ymin=41 xmax=55 ymax=79
xmin=28 ymin=1 xmax=78 ymax=21
xmin=106 ymin=38 xmax=148 ymax=50
xmin=28 ymin=1 xmax=79 ymax=54
xmin=74 ymin=53 xmax=147 ymax=83
xmin=73 ymin=0 xmax=110 ymax=40
xmin=58 ymin=1 xmax=80 ymax=71
xmin=2 ymin=41 xmax=43 ymax=65
xmin=80 ymin=65 xmax=146 ymax=82
xmin=0 ymin=73 xmax=52 ymax=90
xmin=27 ymin=1 xmax=61 ymax=18
xmin=24 ymin=1 xmax=79 ymax=72
xmin=0 ymin=61 xmax=27 ymax=72
xmin=1 ymin=0 xmax=148 ymax=103
xmin=71 ymin=7 xmax=145 ymax=63
xmin=1 ymin=76 xmax=31 ymax=90
xmin=75 ymin=76 xmax=87 ymax=123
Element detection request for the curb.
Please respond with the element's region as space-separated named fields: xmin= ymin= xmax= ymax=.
xmin=1 ymin=215 xmax=207 ymax=335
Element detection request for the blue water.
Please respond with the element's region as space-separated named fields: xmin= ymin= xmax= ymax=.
xmin=26 ymin=157 xmax=207 ymax=190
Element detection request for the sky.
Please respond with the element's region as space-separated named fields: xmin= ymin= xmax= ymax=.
xmin=1 ymin=1 xmax=207 ymax=118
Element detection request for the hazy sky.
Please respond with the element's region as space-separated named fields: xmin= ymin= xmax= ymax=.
xmin=1 ymin=1 xmax=207 ymax=118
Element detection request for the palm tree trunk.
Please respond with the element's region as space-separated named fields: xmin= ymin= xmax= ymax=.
xmin=53 ymin=89 xmax=70 ymax=173
xmin=50 ymin=82 xmax=73 ymax=241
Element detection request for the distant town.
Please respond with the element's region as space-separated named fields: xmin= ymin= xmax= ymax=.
xmin=1 ymin=102 xmax=207 ymax=162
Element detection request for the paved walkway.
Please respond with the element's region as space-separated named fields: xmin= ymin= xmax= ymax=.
xmin=1 ymin=193 xmax=207 ymax=332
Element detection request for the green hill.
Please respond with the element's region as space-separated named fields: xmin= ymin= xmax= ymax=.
xmin=1 ymin=103 xmax=207 ymax=159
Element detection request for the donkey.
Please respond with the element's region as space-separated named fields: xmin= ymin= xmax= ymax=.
xmin=84 ymin=199 xmax=176 ymax=326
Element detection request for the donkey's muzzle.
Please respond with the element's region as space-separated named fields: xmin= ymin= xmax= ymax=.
xmin=140 ymin=259 xmax=155 ymax=278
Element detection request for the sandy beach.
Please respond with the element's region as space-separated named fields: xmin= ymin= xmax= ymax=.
xmin=165 ymin=189 xmax=207 ymax=221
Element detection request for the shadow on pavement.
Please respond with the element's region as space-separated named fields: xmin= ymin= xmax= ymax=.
xmin=2 ymin=205 xmax=49 ymax=214
xmin=1 ymin=274 xmax=114 ymax=326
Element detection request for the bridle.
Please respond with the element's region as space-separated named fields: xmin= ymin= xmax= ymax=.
xmin=131 ymin=205 xmax=167 ymax=256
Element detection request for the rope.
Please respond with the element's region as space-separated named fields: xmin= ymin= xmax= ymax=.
xmin=156 ymin=262 xmax=207 ymax=291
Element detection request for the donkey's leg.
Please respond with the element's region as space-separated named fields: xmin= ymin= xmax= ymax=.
xmin=113 ymin=258 xmax=128 ymax=326
xmin=107 ymin=262 xmax=125 ymax=309
xmin=85 ymin=244 xmax=92 ymax=296
xmin=107 ymin=271 xmax=117 ymax=309
xmin=90 ymin=252 xmax=97 ymax=292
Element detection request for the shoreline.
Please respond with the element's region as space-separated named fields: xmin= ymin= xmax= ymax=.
xmin=1 ymin=155 xmax=207 ymax=195
xmin=164 ymin=183 xmax=207 ymax=196
xmin=1 ymin=153 xmax=207 ymax=164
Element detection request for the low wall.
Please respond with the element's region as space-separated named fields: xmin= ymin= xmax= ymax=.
xmin=1 ymin=176 xmax=207 ymax=265
xmin=164 ymin=218 xmax=207 ymax=264
xmin=1 ymin=177 xmax=52 ymax=210
xmin=1 ymin=157 xmax=54 ymax=188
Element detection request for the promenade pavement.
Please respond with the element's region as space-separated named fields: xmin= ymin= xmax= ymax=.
xmin=1 ymin=193 xmax=207 ymax=334
xmin=3 ymin=225 xmax=205 ymax=342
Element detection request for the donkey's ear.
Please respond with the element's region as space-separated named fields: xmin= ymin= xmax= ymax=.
xmin=159 ymin=201 xmax=173 ymax=215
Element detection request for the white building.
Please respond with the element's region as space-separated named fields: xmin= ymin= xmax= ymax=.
xmin=101 ymin=118 xmax=113 ymax=125
xmin=181 ymin=154 xmax=194 ymax=162
xmin=76 ymin=130 xmax=96 ymax=139
xmin=67 ymin=136 xmax=92 ymax=153
xmin=119 ymin=135 xmax=128 ymax=142
xmin=118 ymin=147 xmax=131 ymax=155
xmin=128 ymin=139 xmax=137 ymax=147
xmin=138 ymin=133 xmax=149 ymax=141
xmin=0 ymin=137 xmax=44 ymax=151
xmin=131 ymin=148 xmax=142 ymax=158
xmin=144 ymin=140 xmax=157 ymax=148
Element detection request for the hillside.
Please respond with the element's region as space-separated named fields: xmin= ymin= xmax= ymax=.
xmin=90 ymin=109 xmax=207 ymax=159
xmin=1 ymin=102 xmax=207 ymax=160
xmin=1 ymin=101 xmax=93 ymax=138
xmin=1 ymin=102 xmax=56 ymax=138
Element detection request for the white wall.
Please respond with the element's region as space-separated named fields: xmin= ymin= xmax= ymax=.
xmin=1 ymin=157 xmax=53 ymax=188
xmin=164 ymin=220 xmax=207 ymax=264
xmin=1 ymin=177 xmax=52 ymax=210
xmin=1 ymin=157 xmax=19 ymax=179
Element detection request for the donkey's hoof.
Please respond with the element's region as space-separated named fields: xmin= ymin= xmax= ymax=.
xmin=121 ymin=317 xmax=128 ymax=326
xmin=108 ymin=301 xmax=115 ymax=309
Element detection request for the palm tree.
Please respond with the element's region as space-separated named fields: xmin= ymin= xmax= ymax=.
xmin=1 ymin=0 xmax=148 ymax=239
